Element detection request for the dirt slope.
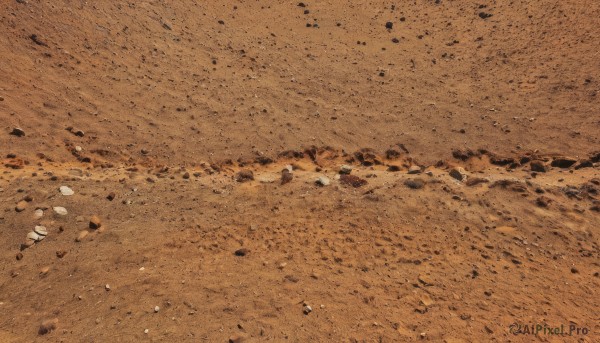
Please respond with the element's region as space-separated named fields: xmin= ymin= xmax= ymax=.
xmin=1 ymin=0 xmax=599 ymax=165
xmin=0 ymin=0 xmax=599 ymax=342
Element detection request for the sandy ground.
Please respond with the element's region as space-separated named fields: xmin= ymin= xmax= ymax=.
xmin=0 ymin=0 xmax=599 ymax=342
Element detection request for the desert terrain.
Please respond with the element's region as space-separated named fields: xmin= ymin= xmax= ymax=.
xmin=0 ymin=0 xmax=599 ymax=342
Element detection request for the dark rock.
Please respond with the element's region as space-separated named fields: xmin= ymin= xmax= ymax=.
xmin=30 ymin=34 xmax=48 ymax=47
xmin=449 ymin=167 xmax=467 ymax=181
xmin=466 ymin=177 xmax=488 ymax=187
xmin=404 ymin=178 xmax=425 ymax=189
xmin=38 ymin=319 xmax=58 ymax=335
xmin=479 ymin=12 xmax=493 ymax=19
xmin=107 ymin=192 xmax=116 ymax=201
xmin=385 ymin=22 xmax=393 ymax=29
xmin=234 ymin=248 xmax=249 ymax=257
xmin=10 ymin=128 xmax=25 ymax=137
xmin=89 ymin=216 xmax=102 ymax=230
xmin=530 ymin=160 xmax=547 ymax=172
xmin=574 ymin=160 xmax=593 ymax=169
xmin=280 ymin=170 xmax=293 ymax=185
xmin=551 ymin=157 xmax=577 ymax=168
xmin=235 ymin=170 xmax=254 ymax=182
xmin=536 ymin=196 xmax=551 ymax=207
xmin=339 ymin=174 xmax=367 ymax=188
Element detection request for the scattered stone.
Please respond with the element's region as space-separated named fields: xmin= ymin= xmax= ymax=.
xmin=107 ymin=192 xmax=116 ymax=201
xmin=182 ymin=172 xmax=190 ymax=179
xmin=479 ymin=12 xmax=493 ymax=19
xmin=495 ymin=226 xmax=517 ymax=236
xmin=10 ymin=127 xmax=25 ymax=137
xmin=280 ymin=170 xmax=293 ymax=185
xmin=574 ymin=160 xmax=593 ymax=169
xmin=105 ymin=284 xmax=111 ymax=291
xmin=420 ymin=294 xmax=434 ymax=306
xmin=385 ymin=21 xmax=393 ymax=29
xmin=536 ymin=196 xmax=552 ymax=207
xmin=144 ymin=329 xmax=149 ymax=334
xmin=89 ymin=216 xmax=102 ymax=230
xmin=404 ymin=178 xmax=425 ymax=189
xmin=229 ymin=335 xmax=245 ymax=343
xmin=449 ymin=167 xmax=467 ymax=181
xmin=56 ymin=250 xmax=67 ymax=258
xmin=465 ymin=177 xmax=488 ymax=187
xmin=387 ymin=165 xmax=401 ymax=172
xmin=418 ymin=274 xmax=434 ymax=286
xmin=551 ymin=157 xmax=577 ymax=168
xmin=34 ymin=226 xmax=48 ymax=236
xmin=38 ymin=318 xmax=58 ymax=335
xmin=16 ymin=252 xmax=23 ymax=260
xmin=408 ymin=165 xmax=421 ymax=174
xmin=76 ymin=230 xmax=89 ymax=242
xmin=234 ymin=248 xmax=249 ymax=256
xmin=571 ymin=267 xmax=579 ymax=274
xmin=154 ymin=306 xmax=160 ymax=313
xmin=53 ymin=207 xmax=68 ymax=216
xmin=59 ymin=186 xmax=74 ymax=196
xmin=15 ymin=200 xmax=28 ymax=212
xmin=339 ymin=165 xmax=353 ymax=174
xmin=34 ymin=209 xmax=44 ymax=218
xmin=235 ymin=170 xmax=254 ymax=182
xmin=303 ymin=304 xmax=313 ymax=315
xmin=27 ymin=231 xmax=41 ymax=243
xmin=316 ymin=176 xmax=330 ymax=186
xmin=530 ymin=160 xmax=547 ymax=172
xmin=339 ymin=174 xmax=367 ymax=188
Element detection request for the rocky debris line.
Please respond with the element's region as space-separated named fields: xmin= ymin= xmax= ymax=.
xmin=451 ymin=148 xmax=599 ymax=172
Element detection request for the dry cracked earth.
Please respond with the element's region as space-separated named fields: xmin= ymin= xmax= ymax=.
xmin=1 ymin=0 xmax=599 ymax=342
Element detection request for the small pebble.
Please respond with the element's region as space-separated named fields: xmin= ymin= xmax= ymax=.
xmin=59 ymin=186 xmax=74 ymax=196
xmin=89 ymin=215 xmax=102 ymax=230
xmin=53 ymin=207 xmax=68 ymax=216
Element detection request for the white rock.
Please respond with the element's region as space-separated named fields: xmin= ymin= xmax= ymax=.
xmin=27 ymin=231 xmax=41 ymax=242
xmin=34 ymin=209 xmax=44 ymax=218
xmin=408 ymin=165 xmax=421 ymax=174
xmin=339 ymin=165 xmax=353 ymax=174
xmin=59 ymin=186 xmax=74 ymax=196
xmin=316 ymin=176 xmax=330 ymax=186
xmin=144 ymin=329 xmax=149 ymax=334
xmin=53 ymin=207 xmax=68 ymax=216
xmin=34 ymin=226 xmax=48 ymax=236
xmin=154 ymin=306 xmax=160 ymax=313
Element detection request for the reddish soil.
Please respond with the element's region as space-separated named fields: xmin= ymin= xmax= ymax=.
xmin=0 ymin=1 xmax=599 ymax=342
